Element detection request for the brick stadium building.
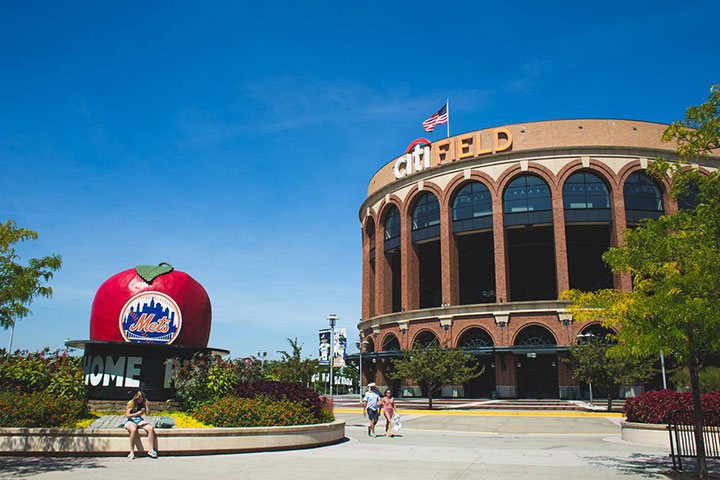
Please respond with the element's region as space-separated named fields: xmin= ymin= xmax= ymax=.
xmin=355 ymin=119 xmax=719 ymax=399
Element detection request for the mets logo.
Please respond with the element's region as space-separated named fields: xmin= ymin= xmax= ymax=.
xmin=118 ymin=291 xmax=182 ymax=345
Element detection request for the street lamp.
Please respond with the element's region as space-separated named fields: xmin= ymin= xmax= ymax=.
xmin=576 ymin=333 xmax=594 ymax=407
xmin=327 ymin=314 xmax=338 ymax=401
xmin=356 ymin=335 xmax=369 ymax=401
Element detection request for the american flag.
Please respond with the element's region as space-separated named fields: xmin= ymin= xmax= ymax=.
xmin=422 ymin=103 xmax=448 ymax=132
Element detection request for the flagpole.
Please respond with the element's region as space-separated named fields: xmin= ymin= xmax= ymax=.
xmin=446 ymin=98 xmax=450 ymax=138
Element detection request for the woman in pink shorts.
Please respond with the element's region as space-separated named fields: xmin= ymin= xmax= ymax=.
xmin=381 ymin=389 xmax=396 ymax=437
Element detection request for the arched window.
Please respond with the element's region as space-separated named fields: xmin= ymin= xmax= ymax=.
xmin=364 ymin=338 xmax=375 ymax=353
xmin=366 ymin=218 xmax=376 ymax=261
xmin=624 ymin=172 xmax=664 ymax=223
xmin=453 ymin=181 xmax=493 ymax=233
xmin=458 ymin=328 xmax=494 ymax=350
xmin=504 ymin=175 xmax=553 ymax=226
xmin=413 ymin=330 xmax=439 ymax=348
xmin=678 ymin=181 xmax=701 ymax=211
xmin=578 ymin=324 xmax=616 ymax=344
xmin=412 ymin=193 xmax=440 ymax=242
xmin=513 ymin=325 xmax=557 ymax=346
xmin=384 ymin=205 xmax=401 ymax=251
xmin=382 ymin=334 xmax=400 ymax=352
xmin=563 ymin=171 xmax=611 ymax=222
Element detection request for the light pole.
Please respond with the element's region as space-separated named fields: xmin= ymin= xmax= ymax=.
xmin=356 ymin=337 xmax=369 ymax=401
xmin=660 ymin=350 xmax=667 ymax=389
xmin=7 ymin=321 xmax=15 ymax=352
xmin=327 ymin=314 xmax=337 ymax=401
xmin=576 ymin=333 xmax=594 ymax=407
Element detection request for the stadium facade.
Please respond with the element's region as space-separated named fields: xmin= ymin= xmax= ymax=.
xmin=356 ymin=119 xmax=718 ymax=399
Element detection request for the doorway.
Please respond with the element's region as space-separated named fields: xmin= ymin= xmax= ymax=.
xmin=517 ymin=355 xmax=558 ymax=398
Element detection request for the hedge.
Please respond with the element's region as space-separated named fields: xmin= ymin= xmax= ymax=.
xmin=193 ymin=395 xmax=322 ymax=427
xmin=233 ymin=380 xmax=326 ymax=416
xmin=624 ymin=390 xmax=720 ymax=424
xmin=0 ymin=390 xmax=86 ymax=428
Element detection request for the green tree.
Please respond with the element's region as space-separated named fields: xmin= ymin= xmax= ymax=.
xmin=389 ymin=344 xmax=484 ymax=409
xmin=672 ymin=367 xmax=720 ymax=394
xmin=0 ymin=220 xmax=62 ymax=331
xmin=265 ymin=338 xmax=318 ymax=387
xmin=566 ymin=338 xmax=654 ymax=411
xmin=562 ymin=84 xmax=720 ymax=478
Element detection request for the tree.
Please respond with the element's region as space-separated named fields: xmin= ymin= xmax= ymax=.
xmin=566 ymin=338 xmax=654 ymax=411
xmin=389 ymin=344 xmax=484 ymax=409
xmin=0 ymin=220 xmax=62 ymax=331
xmin=265 ymin=338 xmax=318 ymax=387
xmin=562 ymin=84 xmax=720 ymax=478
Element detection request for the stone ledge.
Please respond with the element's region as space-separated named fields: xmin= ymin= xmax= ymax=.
xmin=0 ymin=420 xmax=346 ymax=456
xmin=620 ymin=421 xmax=669 ymax=448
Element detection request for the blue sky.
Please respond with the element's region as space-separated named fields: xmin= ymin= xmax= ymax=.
xmin=1 ymin=1 xmax=718 ymax=359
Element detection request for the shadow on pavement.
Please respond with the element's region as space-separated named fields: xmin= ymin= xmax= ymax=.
xmin=0 ymin=456 xmax=105 ymax=479
xmin=589 ymin=453 xmax=720 ymax=478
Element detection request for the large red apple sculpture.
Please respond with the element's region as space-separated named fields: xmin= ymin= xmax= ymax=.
xmin=89 ymin=263 xmax=211 ymax=347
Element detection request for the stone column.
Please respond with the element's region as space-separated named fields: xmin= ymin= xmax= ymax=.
xmin=374 ymin=232 xmax=392 ymax=316
xmin=440 ymin=202 xmax=459 ymax=305
xmin=402 ymin=212 xmax=420 ymax=311
xmin=494 ymin=354 xmax=517 ymax=398
xmin=557 ymin=352 xmax=579 ymax=399
xmin=552 ymin=189 xmax=570 ymax=294
xmin=610 ymin=187 xmax=632 ymax=291
xmin=361 ymin=227 xmax=374 ymax=320
xmin=492 ymin=197 xmax=508 ymax=303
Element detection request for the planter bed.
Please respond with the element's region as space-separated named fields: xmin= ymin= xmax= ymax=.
xmin=0 ymin=420 xmax=345 ymax=456
xmin=620 ymin=421 xmax=669 ymax=448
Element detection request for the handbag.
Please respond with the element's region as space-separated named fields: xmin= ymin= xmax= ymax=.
xmin=154 ymin=416 xmax=176 ymax=429
xmin=391 ymin=413 xmax=401 ymax=432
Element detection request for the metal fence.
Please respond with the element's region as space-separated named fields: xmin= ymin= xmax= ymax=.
xmin=667 ymin=410 xmax=720 ymax=470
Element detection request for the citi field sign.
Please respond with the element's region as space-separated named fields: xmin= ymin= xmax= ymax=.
xmin=394 ymin=128 xmax=513 ymax=180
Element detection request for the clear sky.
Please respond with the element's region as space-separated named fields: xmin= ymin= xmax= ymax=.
xmin=1 ymin=1 xmax=718 ymax=359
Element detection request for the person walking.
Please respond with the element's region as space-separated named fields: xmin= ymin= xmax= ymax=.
xmin=362 ymin=383 xmax=380 ymax=437
xmin=124 ymin=391 xmax=158 ymax=459
xmin=380 ymin=389 xmax=396 ymax=437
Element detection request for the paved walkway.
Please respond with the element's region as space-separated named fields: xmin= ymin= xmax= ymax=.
xmin=87 ymin=416 xmax=175 ymax=429
xmin=0 ymin=411 xmax=698 ymax=479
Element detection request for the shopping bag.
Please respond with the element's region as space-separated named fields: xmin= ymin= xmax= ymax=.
xmin=391 ymin=413 xmax=401 ymax=432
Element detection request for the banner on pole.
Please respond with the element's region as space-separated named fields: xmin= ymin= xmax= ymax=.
xmin=333 ymin=328 xmax=347 ymax=368
xmin=318 ymin=329 xmax=331 ymax=365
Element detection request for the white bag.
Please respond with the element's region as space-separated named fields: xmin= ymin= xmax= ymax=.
xmin=391 ymin=413 xmax=401 ymax=432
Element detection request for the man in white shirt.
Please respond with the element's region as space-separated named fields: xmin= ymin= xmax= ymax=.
xmin=362 ymin=383 xmax=380 ymax=437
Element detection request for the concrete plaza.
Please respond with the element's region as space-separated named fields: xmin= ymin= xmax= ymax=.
xmin=0 ymin=410 xmax=690 ymax=479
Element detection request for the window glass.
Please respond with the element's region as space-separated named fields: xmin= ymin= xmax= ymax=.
xmin=563 ymin=172 xmax=610 ymax=209
xmin=412 ymin=193 xmax=440 ymax=231
xmin=513 ymin=325 xmax=556 ymax=346
xmin=366 ymin=218 xmax=375 ymax=239
xmin=624 ymin=172 xmax=664 ymax=213
xmin=503 ymin=175 xmax=552 ymax=213
xmin=453 ymin=182 xmax=492 ymax=221
xmin=384 ymin=206 xmax=400 ymax=240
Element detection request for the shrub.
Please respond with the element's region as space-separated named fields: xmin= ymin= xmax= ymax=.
xmin=193 ymin=395 xmax=321 ymax=427
xmin=624 ymin=390 xmax=720 ymax=424
xmin=233 ymin=380 xmax=325 ymax=417
xmin=0 ymin=390 xmax=86 ymax=428
xmin=173 ymin=353 xmax=263 ymax=410
xmin=0 ymin=349 xmax=86 ymax=403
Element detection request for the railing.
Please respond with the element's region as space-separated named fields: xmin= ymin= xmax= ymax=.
xmin=667 ymin=410 xmax=720 ymax=470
